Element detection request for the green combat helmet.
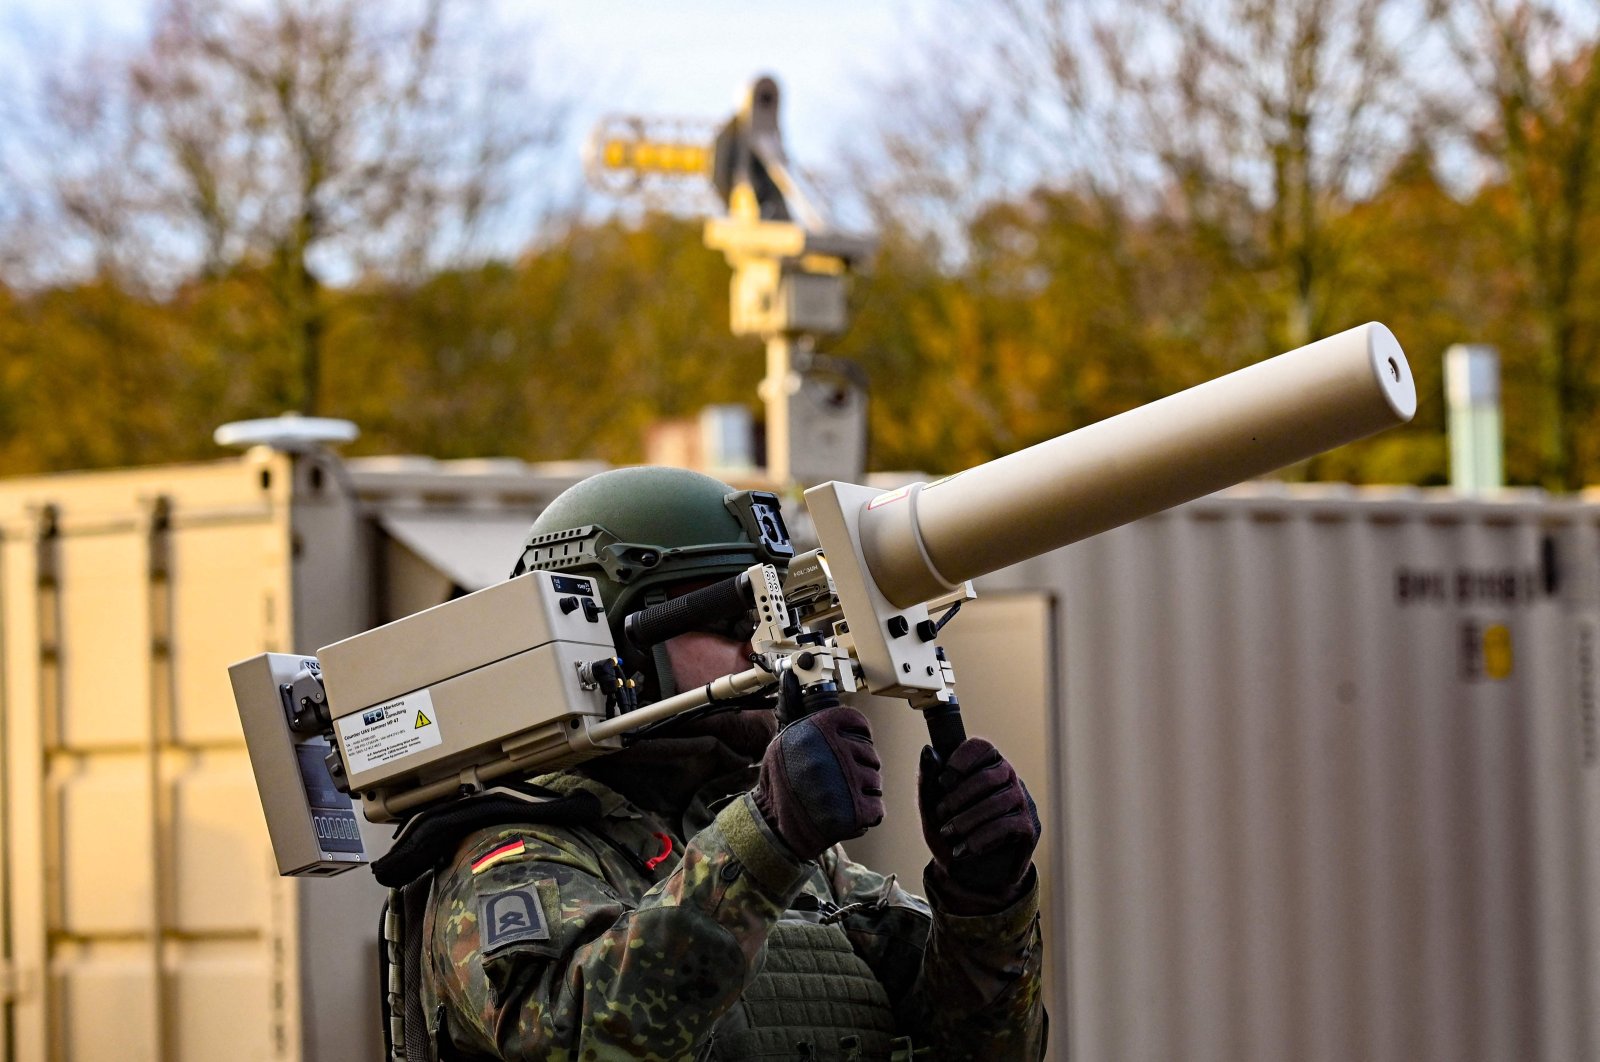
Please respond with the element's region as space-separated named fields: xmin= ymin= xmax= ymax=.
xmin=510 ymin=466 xmax=794 ymax=696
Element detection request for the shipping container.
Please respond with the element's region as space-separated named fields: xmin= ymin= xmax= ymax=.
xmin=0 ymin=449 xmax=593 ymax=1061
xmin=3 ymin=448 xmax=1594 ymax=1062
xmin=854 ymin=483 xmax=1600 ymax=1062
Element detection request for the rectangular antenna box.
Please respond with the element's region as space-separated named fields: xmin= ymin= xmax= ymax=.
xmin=316 ymin=570 xmax=619 ymax=792
xmin=230 ymin=652 xmax=367 ymax=876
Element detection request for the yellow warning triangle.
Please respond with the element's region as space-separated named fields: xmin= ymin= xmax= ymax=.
xmin=414 ymin=710 xmax=433 ymax=729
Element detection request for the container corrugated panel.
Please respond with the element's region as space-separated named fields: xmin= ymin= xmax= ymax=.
xmin=978 ymin=487 xmax=1600 ymax=1062
xmin=0 ymin=451 xmax=610 ymax=1062
xmin=0 ymin=456 xmax=305 ymax=1062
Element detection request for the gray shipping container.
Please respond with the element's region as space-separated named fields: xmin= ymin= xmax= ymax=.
xmin=2 ymin=448 xmax=1593 ymax=1061
xmin=856 ymin=483 xmax=1600 ymax=1062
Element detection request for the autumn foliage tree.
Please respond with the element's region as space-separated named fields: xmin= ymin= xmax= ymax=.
xmin=843 ymin=0 xmax=1600 ymax=484
xmin=2 ymin=0 xmax=563 ymax=416
xmin=1426 ymin=0 xmax=1600 ymax=490
xmin=2 ymin=1 xmax=1600 ymax=489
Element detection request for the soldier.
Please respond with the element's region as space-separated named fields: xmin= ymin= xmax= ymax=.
xmin=420 ymin=466 xmax=1046 ymax=1059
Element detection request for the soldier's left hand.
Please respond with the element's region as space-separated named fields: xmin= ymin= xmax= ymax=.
xmin=917 ymin=738 xmax=1040 ymax=915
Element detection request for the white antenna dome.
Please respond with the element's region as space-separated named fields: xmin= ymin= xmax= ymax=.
xmin=214 ymin=414 xmax=360 ymax=453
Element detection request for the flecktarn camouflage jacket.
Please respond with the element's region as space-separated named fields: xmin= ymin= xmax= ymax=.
xmin=423 ymin=769 xmax=1046 ymax=1060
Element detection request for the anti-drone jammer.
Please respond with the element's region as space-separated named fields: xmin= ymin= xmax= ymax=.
xmin=814 ymin=322 xmax=1415 ymax=704
xmin=230 ymin=323 xmax=1415 ymax=875
xmin=857 ymin=323 xmax=1414 ymax=608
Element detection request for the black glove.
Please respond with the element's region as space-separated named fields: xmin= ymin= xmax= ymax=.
xmin=918 ymin=737 xmax=1040 ymax=915
xmin=753 ymin=703 xmax=885 ymax=861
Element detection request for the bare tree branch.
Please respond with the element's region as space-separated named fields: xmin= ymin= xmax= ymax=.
xmin=0 ymin=0 xmax=569 ymax=412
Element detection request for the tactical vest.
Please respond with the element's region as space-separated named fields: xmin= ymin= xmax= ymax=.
xmin=704 ymin=918 xmax=910 ymax=1061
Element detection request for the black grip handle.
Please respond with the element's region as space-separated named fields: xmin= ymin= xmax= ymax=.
xmin=924 ymin=699 xmax=967 ymax=762
xmin=624 ymin=572 xmax=751 ymax=649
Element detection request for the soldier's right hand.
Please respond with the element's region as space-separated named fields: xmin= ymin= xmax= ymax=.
xmin=752 ymin=703 xmax=885 ymax=861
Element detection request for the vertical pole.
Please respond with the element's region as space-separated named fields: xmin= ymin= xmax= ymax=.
xmin=761 ymin=334 xmax=797 ymax=487
xmin=1446 ymin=344 xmax=1504 ymax=494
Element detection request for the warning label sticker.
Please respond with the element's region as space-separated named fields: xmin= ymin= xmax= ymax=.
xmin=337 ymin=689 xmax=442 ymax=775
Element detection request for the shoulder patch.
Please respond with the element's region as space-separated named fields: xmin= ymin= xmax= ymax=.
xmin=479 ymin=887 xmax=549 ymax=955
xmin=471 ymin=838 xmax=526 ymax=874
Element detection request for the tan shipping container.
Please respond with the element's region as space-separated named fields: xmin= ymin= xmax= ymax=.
xmin=0 ymin=450 xmax=310 ymax=1061
xmin=0 ymin=449 xmax=591 ymax=1061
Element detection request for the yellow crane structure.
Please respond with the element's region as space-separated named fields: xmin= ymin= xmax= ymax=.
xmin=584 ymin=76 xmax=876 ymax=487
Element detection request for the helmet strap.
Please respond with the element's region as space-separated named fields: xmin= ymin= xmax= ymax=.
xmin=652 ymin=641 xmax=678 ymax=699
xmin=633 ymin=585 xmax=678 ymax=700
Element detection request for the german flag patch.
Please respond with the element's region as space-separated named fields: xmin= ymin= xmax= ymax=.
xmin=471 ymin=839 xmax=526 ymax=875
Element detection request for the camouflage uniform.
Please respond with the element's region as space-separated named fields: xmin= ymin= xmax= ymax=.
xmin=422 ymin=767 xmax=1046 ymax=1060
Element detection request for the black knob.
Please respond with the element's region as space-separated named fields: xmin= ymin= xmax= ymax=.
xmin=559 ymin=596 xmax=580 ymax=614
xmin=323 ymin=749 xmax=350 ymax=794
xmin=916 ymin=619 xmax=938 ymax=642
xmin=887 ymin=616 xmax=909 ymax=638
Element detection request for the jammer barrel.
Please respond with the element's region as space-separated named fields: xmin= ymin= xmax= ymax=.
xmin=858 ymin=322 xmax=1416 ymax=608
